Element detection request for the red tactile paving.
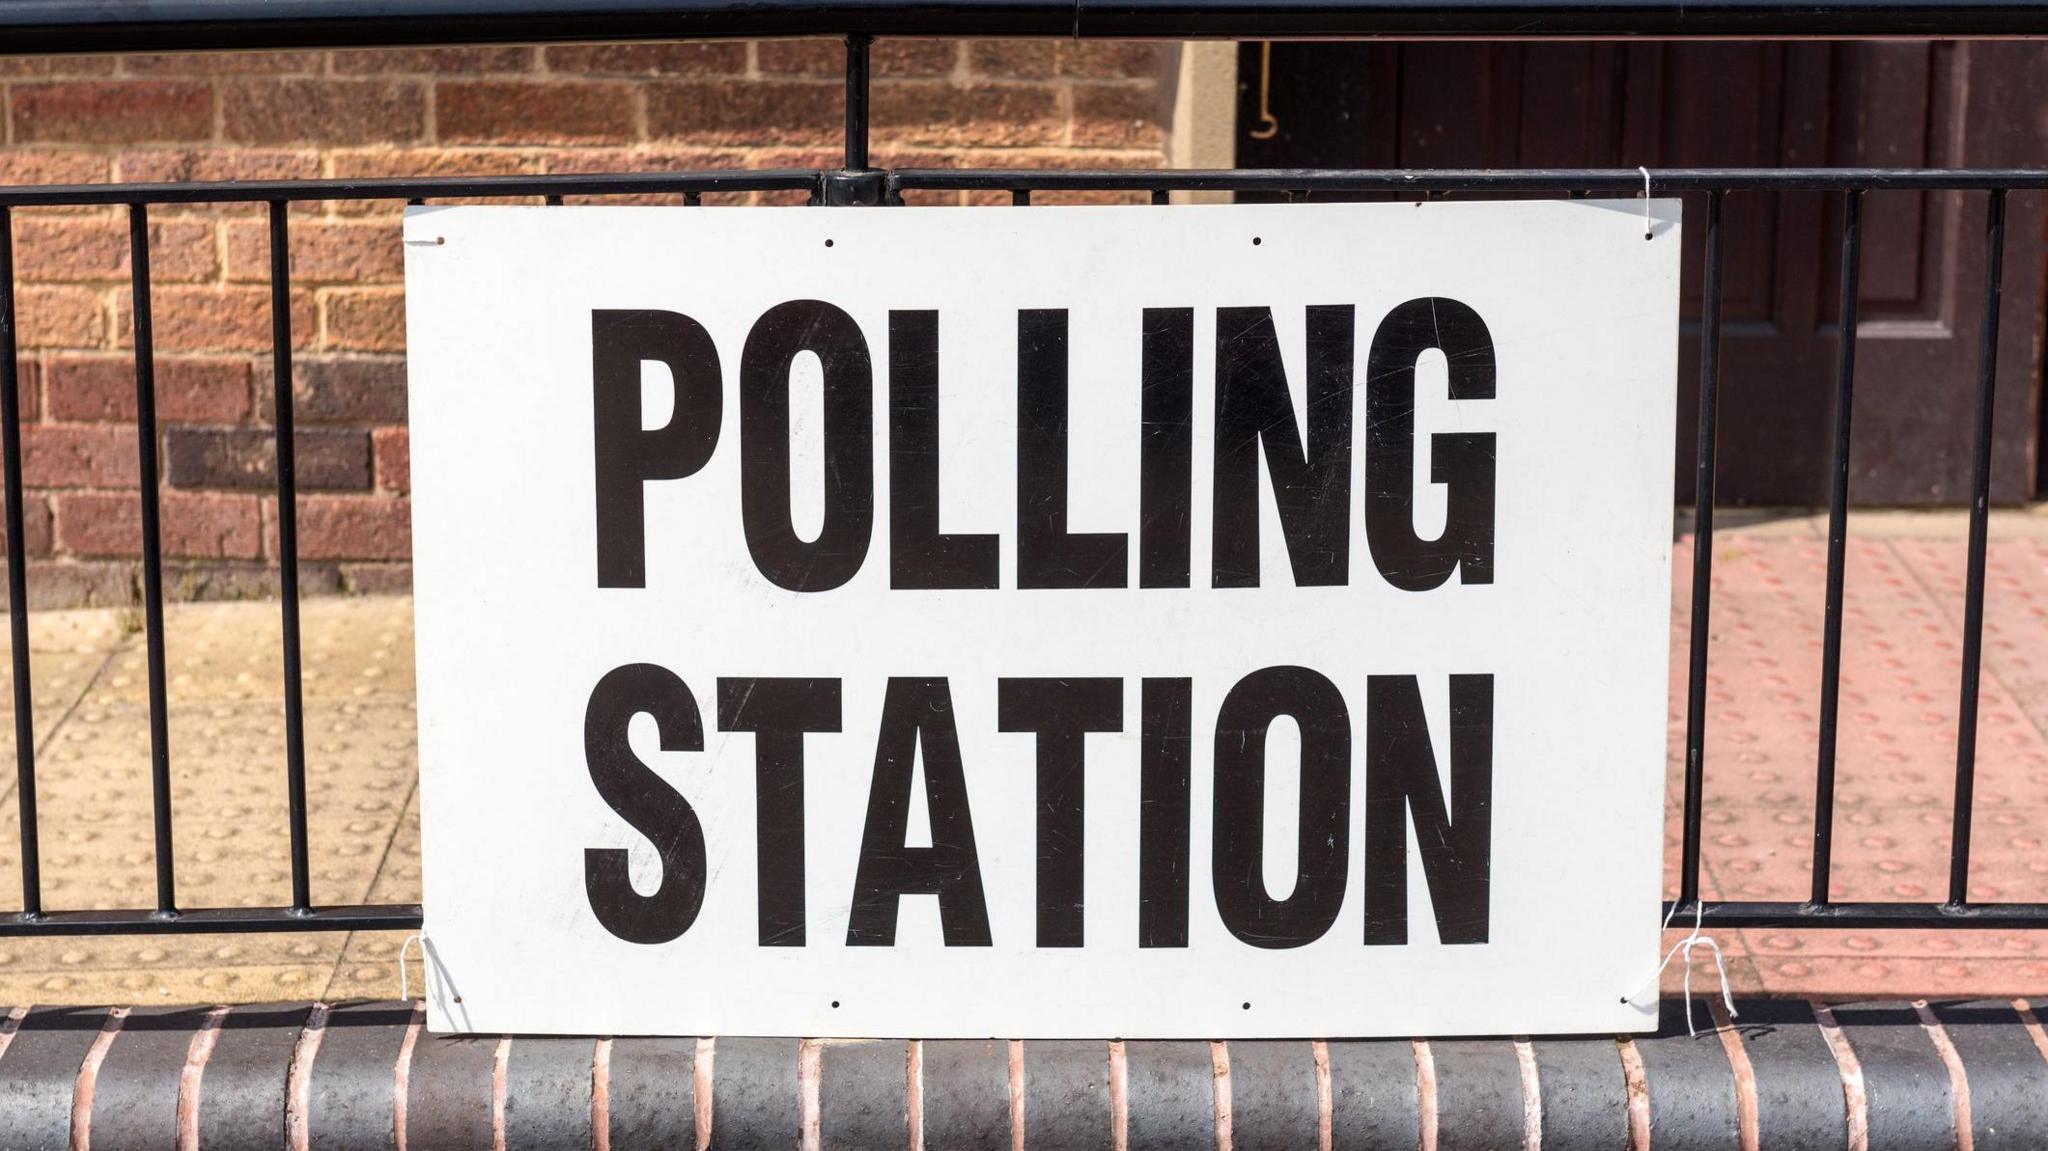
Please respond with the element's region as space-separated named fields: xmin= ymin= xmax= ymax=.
xmin=1660 ymin=528 xmax=2048 ymax=999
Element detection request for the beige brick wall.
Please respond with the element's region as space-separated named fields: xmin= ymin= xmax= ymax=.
xmin=0 ymin=39 xmax=1179 ymax=606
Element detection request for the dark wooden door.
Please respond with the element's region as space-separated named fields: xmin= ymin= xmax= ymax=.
xmin=1237 ymin=42 xmax=2047 ymax=505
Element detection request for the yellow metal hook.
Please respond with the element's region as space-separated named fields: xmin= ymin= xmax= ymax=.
xmin=1250 ymin=41 xmax=1280 ymax=140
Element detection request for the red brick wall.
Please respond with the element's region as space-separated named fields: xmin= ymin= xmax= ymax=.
xmin=0 ymin=40 xmax=1175 ymax=606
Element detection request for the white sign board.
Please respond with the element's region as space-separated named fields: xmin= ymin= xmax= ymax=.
xmin=404 ymin=200 xmax=1681 ymax=1038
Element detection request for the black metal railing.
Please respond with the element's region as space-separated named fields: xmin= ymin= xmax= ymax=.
xmin=0 ymin=28 xmax=2043 ymax=938
xmin=9 ymin=0 xmax=2048 ymax=48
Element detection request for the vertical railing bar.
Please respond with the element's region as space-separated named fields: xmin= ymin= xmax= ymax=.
xmin=543 ymin=194 xmax=563 ymax=207
xmin=843 ymin=33 xmax=871 ymax=173
xmin=1678 ymin=189 xmax=1726 ymax=912
xmin=685 ymin=192 xmax=703 ymax=207
xmin=1810 ymin=188 xmax=1862 ymax=908
xmin=1013 ymin=189 xmax=1031 ymax=206
xmin=129 ymin=203 xmax=177 ymax=918
xmin=1949 ymin=187 xmax=2006 ymax=909
xmin=1151 ymin=189 xmax=1170 ymax=206
xmin=269 ymin=202 xmax=312 ymax=916
xmin=0 ymin=207 xmax=40 ymax=921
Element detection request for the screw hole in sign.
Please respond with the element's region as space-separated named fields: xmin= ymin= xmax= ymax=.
xmin=1252 ymin=236 xmax=1263 ymax=246
xmin=825 ymin=239 xmax=835 ymax=248
xmin=1242 ymin=1002 xmax=1252 ymax=1010
xmin=831 ymin=1000 xmax=841 ymax=1008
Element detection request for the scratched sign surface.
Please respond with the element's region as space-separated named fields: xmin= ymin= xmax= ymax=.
xmin=403 ymin=200 xmax=1682 ymax=1037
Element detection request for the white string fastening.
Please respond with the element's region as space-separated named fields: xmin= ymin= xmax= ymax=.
xmin=398 ymin=932 xmax=425 ymax=1003
xmin=1621 ymin=900 xmax=1737 ymax=1037
xmin=1638 ymin=166 xmax=1655 ymax=240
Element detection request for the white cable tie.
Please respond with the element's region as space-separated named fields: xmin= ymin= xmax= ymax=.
xmin=1621 ymin=900 xmax=1737 ymax=1037
xmin=398 ymin=932 xmax=425 ymax=1003
xmin=1639 ymin=166 xmax=1655 ymax=240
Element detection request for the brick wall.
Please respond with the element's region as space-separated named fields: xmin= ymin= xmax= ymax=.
xmin=0 ymin=40 xmax=1177 ymax=606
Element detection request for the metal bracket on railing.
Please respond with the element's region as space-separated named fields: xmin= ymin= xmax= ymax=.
xmin=820 ymin=169 xmax=888 ymax=206
xmin=811 ymin=34 xmax=889 ymax=207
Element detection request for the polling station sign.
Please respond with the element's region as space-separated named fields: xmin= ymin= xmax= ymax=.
xmin=403 ymin=200 xmax=1682 ymax=1038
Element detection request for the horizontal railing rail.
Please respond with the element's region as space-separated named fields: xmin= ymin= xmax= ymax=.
xmin=0 ymin=172 xmax=824 ymax=209
xmin=7 ymin=167 xmax=2048 ymax=211
xmin=889 ymin=167 xmax=2048 ymax=192
xmin=5 ymin=0 xmax=2048 ymax=49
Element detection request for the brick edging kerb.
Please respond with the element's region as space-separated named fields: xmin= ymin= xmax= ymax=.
xmin=9 ymin=998 xmax=2047 ymax=1150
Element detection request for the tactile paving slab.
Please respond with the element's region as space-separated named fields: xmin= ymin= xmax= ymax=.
xmin=0 ymin=599 xmax=417 ymax=1004
xmin=1669 ymin=511 xmax=2048 ymax=998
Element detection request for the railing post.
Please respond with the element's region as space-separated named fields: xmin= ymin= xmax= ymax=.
xmin=822 ymin=33 xmax=885 ymax=205
xmin=1810 ymin=188 xmax=1862 ymax=910
xmin=1677 ymin=189 xmax=1725 ymax=918
xmin=844 ymin=32 xmax=869 ymax=173
xmin=269 ymin=200 xmax=314 ymax=917
xmin=1949 ymin=187 xmax=2007 ymax=909
xmin=128 ymin=203 xmax=178 ymax=920
xmin=0 ymin=207 xmax=40 ymax=924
